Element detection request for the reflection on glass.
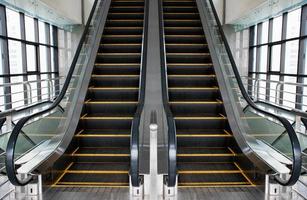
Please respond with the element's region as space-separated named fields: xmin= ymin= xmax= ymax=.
xmin=272 ymin=15 xmax=282 ymax=42
xmin=26 ymin=45 xmax=36 ymax=72
xmin=8 ymin=40 xmax=23 ymax=74
xmin=10 ymin=76 xmax=24 ymax=109
xmin=39 ymin=21 xmax=46 ymax=44
xmin=261 ymin=21 xmax=269 ymax=44
xmin=6 ymin=8 xmax=21 ymax=39
xmin=284 ymin=40 xmax=299 ymax=74
xmin=287 ymin=8 xmax=301 ymax=39
xmin=25 ymin=15 xmax=35 ymax=42
xmin=259 ymin=46 xmax=268 ymax=72
xmin=271 ymin=45 xmax=281 ymax=72
xmin=40 ymin=46 xmax=48 ymax=72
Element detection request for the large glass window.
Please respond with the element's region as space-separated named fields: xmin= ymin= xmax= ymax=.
xmin=248 ymin=5 xmax=307 ymax=110
xmin=0 ymin=5 xmax=60 ymax=111
xmin=6 ymin=8 xmax=20 ymax=39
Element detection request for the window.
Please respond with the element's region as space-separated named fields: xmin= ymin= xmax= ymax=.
xmin=248 ymin=5 xmax=307 ymax=110
xmin=287 ymin=8 xmax=301 ymax=39
xmin=26 ymin=45 xmax=36 ymax=72
xmin=271 ymin=45 xmax=281 ymax=72
xmin=25 ymin=15 xmax=35 ymax=42
xmin=6 ymin=8 xmax=20 ymax=39
xmin=8 ymin=40 xmax=23 ymax=74
xmin=261 ymin=21 xmax=269 ymax=44
xmin=284 ymin=40 xmax=299 ymax=74
xmin=0 ymin=5 xmax=60 ymax=111
xmin=272 ymin=16 xmax=282 ymax=42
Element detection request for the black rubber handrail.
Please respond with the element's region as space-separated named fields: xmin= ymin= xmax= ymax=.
xmin=130 ymin=0 xmax=148 ymax=187
xmin=159 ymin=0 xmax=177 ymax=187
xmin=205 ymin=0 xmax=302 ymax=186
xmin=5 ymin=0 xmax=100 ymax=186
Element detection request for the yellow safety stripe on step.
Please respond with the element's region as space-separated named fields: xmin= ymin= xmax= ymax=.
xmin=76 ymin=134 xmax=130 ymax=138
xmin=71 ymin=147 xmax=80 ymax=156
xmin=177 ymin=134 xmax=232 ymax=137
xmin=165 ymin=27 xmax=202 ymax=29
xmin=52 ymin=162 xmax=74 ymax=187
xmin=177 ymin=153 xmax=234 ymax=157
xmin=169 ymin=101 xmax=222 ymax=104
xmin=65 ymin=170 xmax=129 ymax=174
xmin=91 ymin=75 xmax=139 ymax=77
xmin=234 ymin=162 xmax=256 ymax=186
xmin=178 ymin=182 xmax=250 ymax=186
xmin=109 ymin=12 xmax=144 ymax=15
xmin=167 ymin=53 xmax=210 ymax=56
xmin=227 ymin=147 xmax=237 ymax=156
xmin=168 ymin=75 xmax=215 ymax=78
xmin=55 ymin=182 xmax=129 ymax=186
xmin=72 ymin=154 xmax=130 ymax=157
xmin=52 ymin=184 xmax=129 ymax=188
xmin=167 ymin=63 xmax=213 ymax=66
xmin=80 ymin=116 xmax=134 ymax=120
xmin=164 ymin=19 xmax=201 ymax=21
xmin=165 ymin=35 xmax=204 ymax=37
xmin=223 ymin=129 xmax=232 ymax=136
xmin=75 ymin=129 xmax=84 ymax=136
xmin=103 ymin=35 xmax=142 ymax=37
xmin=169 ymin=87 xmax=219 ymax=90
xmin=88 ymin=87 xmax=139 ymax=90
xmin=177 ymin=170 xmax=241 ymax=174
xmin=163 ymin=6 xmax=197 ymax=8
xmin=95 ymin=63 xmax=140 ymax=66
xmin=164 ymin=12 xmax=198 ymax=14
xmin=97 ymin=53 xmax=141 ymax=56
xmin=100 ymin=43 xmax=142 ymax=46
xmin=84 ymin=101 xmax=138 ymax=104
xmin=166 ymin=43 xmax=208 ymax=46
xmin=174 ymin=116 xmax=226 ymax=120
xmin=178 ymin=183 xmax=254 ymax=188
xmin=104 ymin=27 xmax=143 ymax=29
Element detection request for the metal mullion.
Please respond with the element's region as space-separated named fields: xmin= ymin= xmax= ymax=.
xmin=255 ymin=22 xmax=262 ymax=99
xmin=34 ymin=18 xmax=42 ymax=101
xmin=296 ymin=5 xmax=307 ymax=110
xmin=279 ymin=13 xmax=288 ymax=105
xmin=266 ymin=18 xmax=273 ymax=101
xmin=248 ymin=26 xmax=255 ymax=96
xmin=1 ymin=5 xmax=11 ymax=110
xmin=52 ymin=25 xmax=60 ymax=96
xmin=20 ymin=12 xmax=28 ymax=105
xmin=44 ymin=22 xmax=51 ymax=100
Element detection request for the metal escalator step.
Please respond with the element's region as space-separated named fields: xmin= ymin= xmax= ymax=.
xmin=177 ymin=147 xmax=236 ymax=162
xmin=94 ymin=63 xmax=140 ymax=75
xmin=90 ymin=75 xmax=140 ymax=87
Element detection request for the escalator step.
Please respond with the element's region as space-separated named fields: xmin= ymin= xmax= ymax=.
xmin=90 ymin=75 xmax=140 ymax=87
xmin=94 ymin=63 xmax=140 ymax=75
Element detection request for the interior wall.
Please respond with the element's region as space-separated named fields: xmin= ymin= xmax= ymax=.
xmin=40 ymin=0 xmax=82 ymax=24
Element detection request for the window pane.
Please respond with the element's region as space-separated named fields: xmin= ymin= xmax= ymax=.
xmin=283 ymin=76 xmax=297 ymax=108
xmin=287 ymin=8 xmax=301 ymax=39
xmin=39 ymin=21 xmax=46 ymax=44
xmin=284 ymin=40 xmax=299 ymax=74
xmin=10 ymin=76 xmax=24 ymax=109
xmin=272 ymin=16 xmax=282 ymax=42
xmin=25 ymin=15 xmax=35 ymax=42
xmin=259 ymin=46 xmax=268 ymax=72
xmin=0 ymin=78 xmax=4 ymax=111
xmin=303 ymin=78 xmax=307 ymax=111
xmin=271 ymin=45 xmax=281 ymax=71
xmin=50 ymin=25 xmax=54 ymax=45
xmin=251 ymin=47 xmax=256 ymax=72
xmin=0 ymin=39 xmax=4 ymax=75
xmin=8 ymin=40 xmax=23 ymax=74
xmin=6 ymin=8 xmax=21 ymax=39
xmin=26 ymin=45 xmax=36 ymax=72
xmin=261 ymin=21 xmax=269 ymax=44
xmin=39 ymin=46 xmax=48 ymax=72
xmin=253 ymin=25 xmax=258 ymax=46
xmin=28 ymin=75 xmax=38 ymax=103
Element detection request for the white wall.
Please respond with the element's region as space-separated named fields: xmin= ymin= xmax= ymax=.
xmin=225 ymin=0 xmax=266 ymax=24
xmin=212 ymin=0 xmax=224 ymax=23
xmin=83 ymin=0 xmax=95 ymax=23
xmin=40 ymin=0 xmax=82 ymax=24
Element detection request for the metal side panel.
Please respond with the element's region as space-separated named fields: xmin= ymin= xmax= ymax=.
xmin=21 ymin=0 xmax=112 ymax=174
xmin=195 ymin=0 xmax=274 ymax=174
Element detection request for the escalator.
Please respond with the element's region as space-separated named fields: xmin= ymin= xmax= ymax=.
xmin=162 ymin=0 xmax=253 ymax=188
xmin=5 ymin=0 xmax=146 ymax=188
xmin=161 ymin=0 xmax=302 ymax=188
xmin=52 ymin=0 xmax=145 ymax=188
